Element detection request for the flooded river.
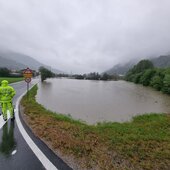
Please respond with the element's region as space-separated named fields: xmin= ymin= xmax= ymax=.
xmin=36 ymin=78 xmax=170 ymax=124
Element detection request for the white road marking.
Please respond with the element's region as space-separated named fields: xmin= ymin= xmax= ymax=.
xmin=15 ymin=84 xmax=58 ymax=170
xmin=10 ymin=80 xmax=24 ymax=85
xmin=0 ymin=111 xmax=10 ymax=129
xmin=11 ymin=150 xmax=17 ymax=155
xmin=0 ymin=79 xmax=37 ymax=129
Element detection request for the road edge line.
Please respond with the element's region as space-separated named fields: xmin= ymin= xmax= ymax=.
xmin=15 ymin=84 xmax=58 ymax=170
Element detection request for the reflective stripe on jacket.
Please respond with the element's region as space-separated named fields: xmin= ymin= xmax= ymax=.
xmin=0 ymin=86 xmax=16 ymax=102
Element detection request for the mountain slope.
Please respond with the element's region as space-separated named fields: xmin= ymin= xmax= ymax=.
xmin=0 ymin=56 xmax=27 ymax=70
xmin=105 ymin=55 xmax=170 ymax=75
xmin=151 ymin=55 xmax=170 ymax=68
xmin=105 ymin=60 xmax=138 ymax=75
xmin=0 ymin=51 xmax=62 ymax=73
xmin=1 ymin=52 xmax=43 ymax=70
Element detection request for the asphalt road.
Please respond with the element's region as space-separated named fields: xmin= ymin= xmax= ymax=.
xmin=0 ymin=79 xmax=72 ymax=170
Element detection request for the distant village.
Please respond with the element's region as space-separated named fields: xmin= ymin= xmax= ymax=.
xmin=0 ymin=66 xmax=120 ymax=81
xmin=0 ymin=67 xmax=38 ymax=78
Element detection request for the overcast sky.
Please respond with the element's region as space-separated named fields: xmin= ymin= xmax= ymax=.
xmin=0 ymin=0 xmax=170 ymax=73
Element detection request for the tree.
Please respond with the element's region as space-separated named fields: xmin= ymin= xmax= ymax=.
xmin=150 ymin=75 xmax=163 ymax=90
xmin=74 ymin=75 xmax=84 ymax=79
xmin=0 ymin=68 xmax=10 ymax=77
xmin=133 ymin=73 xmax=142 ymax=84
xmin=39 ymin=67 xmax=55 ymax=82
xmin=133 ymin=60 xmax=154 ymax=73
xmin=86 ymin=72 xmax=100 ymax=80
xmin=125 ymin=60 xmax=154 ymax=82
xmin=101 ymin=73 xmax=111 ymax=80
xmin=139 ymin=69 xmax=156 ymax=86
xmin=162 ymin=74 xmax=170 ymax=94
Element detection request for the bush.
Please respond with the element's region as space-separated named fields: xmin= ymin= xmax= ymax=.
xmin=125 ymin=59 xmax=170 ymax=95
xmin=133 ymin=73 xmax=142 ymax=84
xmin=150 ymin=75 xmax=163 ymax=90
xmin=0 ymin=68 xmax=10 ymax=77
xmin=162 ymin=74 xmax=170 ymax=94
xmin=139 ymin=69 xmax=156 ymax=86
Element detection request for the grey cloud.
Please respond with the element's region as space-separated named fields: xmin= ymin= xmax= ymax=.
xmin=0 ymin=0 xmax=170 ymax=73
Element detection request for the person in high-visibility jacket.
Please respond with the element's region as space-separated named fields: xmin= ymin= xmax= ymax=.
xmin=0 ymin=80 xmax=16 ymax=121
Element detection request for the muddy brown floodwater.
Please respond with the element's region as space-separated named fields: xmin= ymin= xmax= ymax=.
xmin=36 ymin=78 xmax=170 ymax=124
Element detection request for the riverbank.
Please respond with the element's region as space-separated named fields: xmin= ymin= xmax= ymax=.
xmin=20 ymin=85 xmax=170 ymax=170
xmin=0 ymin=77 xmax=23 ymax=84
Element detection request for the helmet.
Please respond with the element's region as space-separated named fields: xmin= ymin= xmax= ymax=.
xmin=1 ymin=80 xmax=8 ymax=87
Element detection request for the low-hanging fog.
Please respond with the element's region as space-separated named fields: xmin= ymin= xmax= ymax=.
xmin=0 ymin=0 xmax=170 ymax=73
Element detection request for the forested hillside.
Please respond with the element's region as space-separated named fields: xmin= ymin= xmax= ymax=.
xmin=125 ymin=60 xmax=170 ymax=94
xmin=106 ymin=55 xmax=170 ymax=75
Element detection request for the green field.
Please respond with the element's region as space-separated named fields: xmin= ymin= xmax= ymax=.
xmin=21 ymin=85 xmax=170 ymax=170
xmin=0 ymin=77 xmax=24 ymax=84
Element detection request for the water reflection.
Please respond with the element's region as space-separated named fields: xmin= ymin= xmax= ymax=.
xmin=0 ymin=121 xmax=17 ymax=157
xmin=41 ymin=80 xmax=52 ymax=88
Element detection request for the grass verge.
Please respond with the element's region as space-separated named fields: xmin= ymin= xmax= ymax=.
xmin=20 ymin=85 xmax=170 ymax=170
xmin=0 ymin=77 xmax=23 ymax=84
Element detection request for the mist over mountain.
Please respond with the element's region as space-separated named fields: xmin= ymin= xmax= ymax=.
xmin=105 ymin=55 xmax=170 ymax=75
xmin=0 ymin=56 xmax=27 ymax=70
xmin=105 ymin=60 xmax=138 ymax=75
xmin=151 ymin=55 xmax=170 ymax=68
xmin=0 ymin=51 xmax=62 ymax=73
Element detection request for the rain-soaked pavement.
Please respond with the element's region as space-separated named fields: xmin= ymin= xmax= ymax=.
xmin=0 ymin=79 xmax=72 ymax=170
xmin=0 ymin=119 xmax=45 ymax=170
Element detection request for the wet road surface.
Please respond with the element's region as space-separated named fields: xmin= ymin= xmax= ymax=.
xmin=0 ymin=80 xmax=72 ymax=170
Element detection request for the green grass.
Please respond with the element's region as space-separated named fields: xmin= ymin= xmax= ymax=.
xmin=0 ymin=77 xmax=24 ymax=84
xmin=21 ymin=85 xmax=170 ymax=170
